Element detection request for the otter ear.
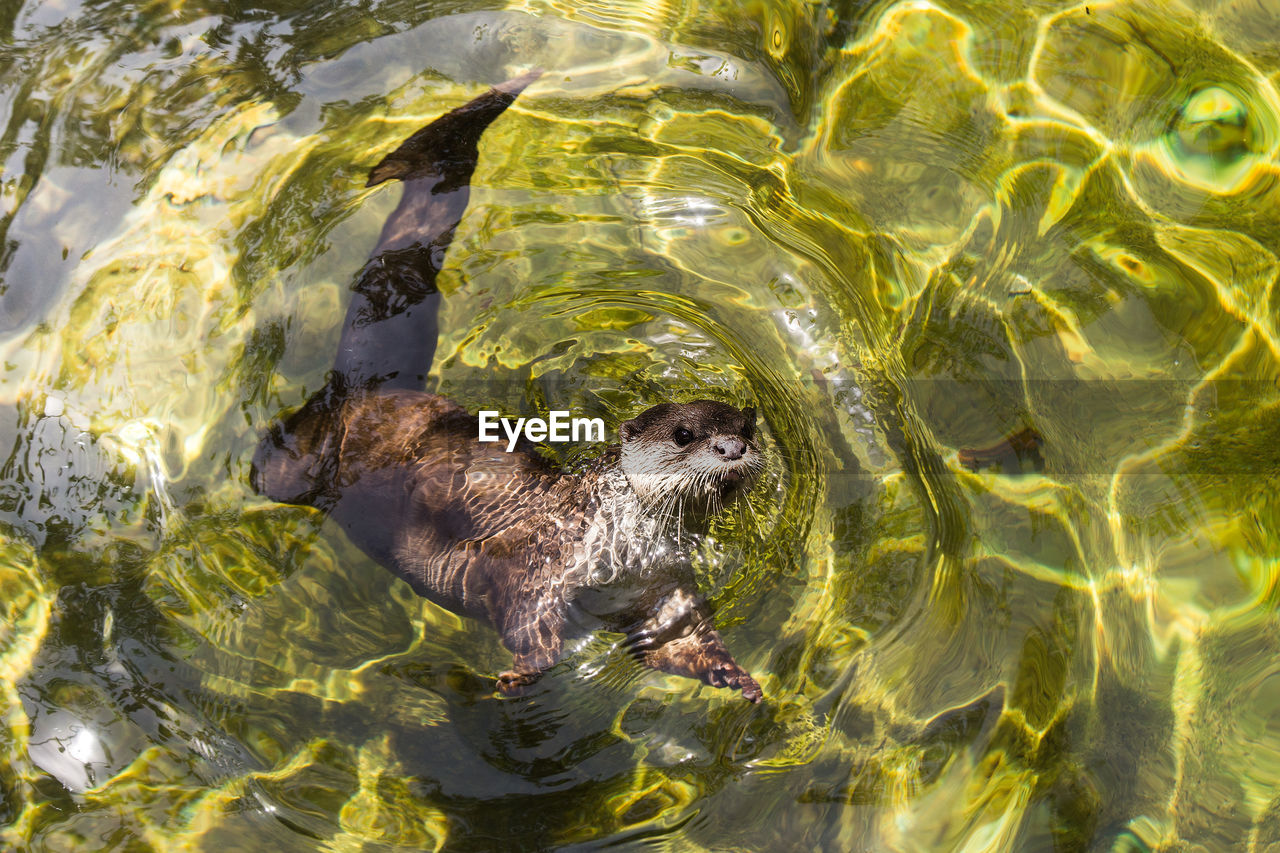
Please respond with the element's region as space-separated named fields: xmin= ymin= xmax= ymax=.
xmin=620 ymin=419 xmax=640 ymax=442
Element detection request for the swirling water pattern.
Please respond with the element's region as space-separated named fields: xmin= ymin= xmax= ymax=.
xmin=2 ymin=0 xmax=1280 ymax=849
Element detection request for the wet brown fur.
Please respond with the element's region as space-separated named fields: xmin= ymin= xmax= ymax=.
xmin=252 ymin=74 xmax=763 ymax=702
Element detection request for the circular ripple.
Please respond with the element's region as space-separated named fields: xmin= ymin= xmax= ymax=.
xmin=1157 ymin=83 xmax=1276 ymax=192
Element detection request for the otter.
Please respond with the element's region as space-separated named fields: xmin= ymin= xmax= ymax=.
xmin=251 ymin=72 xmax=764 ymax=703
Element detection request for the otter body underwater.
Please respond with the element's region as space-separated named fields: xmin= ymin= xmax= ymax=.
xmin=251 ymin=73 xmax=764 ymax=702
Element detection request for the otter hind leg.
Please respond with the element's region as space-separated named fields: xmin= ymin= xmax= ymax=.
xmin=250 ymin=386 xmax=344 ymax=507
xmin=250 ymin=422 xmax=317 ymax=505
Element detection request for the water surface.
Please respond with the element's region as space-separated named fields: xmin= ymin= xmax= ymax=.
xmin=3 ymin=0 xmax=1280 ymax=849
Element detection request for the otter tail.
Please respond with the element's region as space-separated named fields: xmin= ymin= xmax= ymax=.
xmin=252 ymin=72 xmax=538 ymax=505
xmin=332 ymin=69 xmax=540 ymax=392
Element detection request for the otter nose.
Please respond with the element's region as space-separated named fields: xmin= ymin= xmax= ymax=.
xmin=712 ymin=437 xmax=746 ymax=460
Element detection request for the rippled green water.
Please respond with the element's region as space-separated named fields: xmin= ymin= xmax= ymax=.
xmin=3 ymin=0 xmax=1280 ymax=849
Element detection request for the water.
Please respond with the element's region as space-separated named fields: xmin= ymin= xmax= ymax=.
xmin=3 ymin=0 xmax=1280 ymax=849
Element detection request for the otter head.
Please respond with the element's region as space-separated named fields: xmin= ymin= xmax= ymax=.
xmin=618 ymin=400 xmax=763 ymax=521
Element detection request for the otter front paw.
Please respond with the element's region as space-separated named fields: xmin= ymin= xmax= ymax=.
xmin=497 ymin=669 xmax=541 ymax=696
xmin=737 ymin=674 xmax=763 ymax=703
xmin=707 ymin=662 xmax=763 ymax=703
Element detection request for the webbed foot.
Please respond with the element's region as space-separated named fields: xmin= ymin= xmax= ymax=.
xmin=496 ymin=669 xmax=542 ymax=696
xmin=707 ymin=661 xmax=763 ymax=703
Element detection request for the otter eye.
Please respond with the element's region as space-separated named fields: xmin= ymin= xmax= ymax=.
xmin=672 ymin=427 xmax=695 ymax=446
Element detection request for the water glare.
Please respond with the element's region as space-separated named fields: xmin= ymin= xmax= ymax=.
xmin=2 ymin=0 xmax=1279 ymax=850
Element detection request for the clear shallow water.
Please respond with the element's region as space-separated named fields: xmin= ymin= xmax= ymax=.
xmin=2 ymin=0 xmax=1280 ymax=849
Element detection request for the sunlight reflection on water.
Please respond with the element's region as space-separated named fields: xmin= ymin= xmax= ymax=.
xmin=2 ymin=0 xmax=1280 ymax=850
